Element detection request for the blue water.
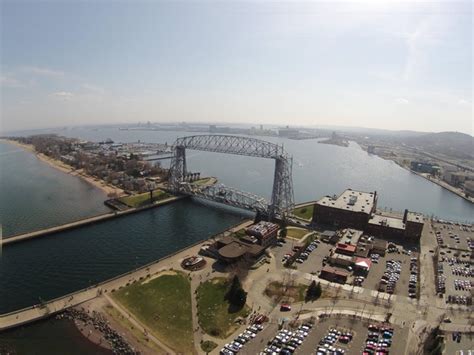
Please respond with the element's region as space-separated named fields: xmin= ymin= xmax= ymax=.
xmin=14 ymin=127 xmax=474 ymax=222
xmin=0 ymin=141 xmax=110 ymax=237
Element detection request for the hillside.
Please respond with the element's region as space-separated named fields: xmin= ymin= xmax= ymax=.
xmin=403 ymin=132 xmax=474 ymax=160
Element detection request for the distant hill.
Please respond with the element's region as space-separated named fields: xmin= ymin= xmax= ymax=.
xmin=403 ymin=131 xmax=474 ymax=160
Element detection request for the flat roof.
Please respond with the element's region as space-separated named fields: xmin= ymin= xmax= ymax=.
xmin=321 ymin=266 xmax=350 ymax=277
xmin=331 ymin=254 xmax=353 ymax=261
xmin=218 ymin=241 xmax=264 ymax=259
xmin=407 ymin=212 xmax=424 ymax=224
xmin=368 ymin=214 xmax=405 ymax=230
xmin=316 ymin=189 xmax=376 ymax=215
xmin=336 ymin=243 xmax=357 ymax=253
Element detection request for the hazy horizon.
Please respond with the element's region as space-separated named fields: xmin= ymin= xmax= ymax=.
xmin=1 ymin=1 xmax=472 ymax=134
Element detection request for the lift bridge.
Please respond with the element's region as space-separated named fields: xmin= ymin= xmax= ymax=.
xmin=169 ymin=135 xmax=294 ymax=219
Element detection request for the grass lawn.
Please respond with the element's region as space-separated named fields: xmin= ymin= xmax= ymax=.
xmin=232 ymin=228 xmax=247 ymax=239
xmin=200 ymin=340 xmax=218 ymax=353
xmin=112 ymin=272 xmax=194 ymax=353
xmin=286 ymin=227 xmax=311 ymax=240
xmin=197 ymin=278 xmax=250 ymax=338
xmin=192 ymin=177 xmax=214 ymax=185
xmin=103 ymin=304 xmax=166 ymax=354
xmin=264 ymin=281 xmax=307 ymax=303
xmin=292 ymin=205 xmax=314 ymax=220
xmin=118 ymin=189 xmax=171 ymax=208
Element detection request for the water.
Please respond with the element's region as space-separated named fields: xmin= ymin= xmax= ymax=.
xmin=0 ymin=199 xmax=246 ymax=313
xmin=0 ymin=141 xmax=110 ymax=237
xmin=0 ymin=318 xmax=111 ymax=355
xmin=1 ymin=127 xmax=473 ymax=351
xmin=15 ymin=126 xmax=474 ymax=222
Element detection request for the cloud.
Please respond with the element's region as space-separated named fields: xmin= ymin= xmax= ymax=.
xmin=395 ymin=97 xmax=409 ymax=104
xmin=401 ymin=13 xmax=445 ymax=81
xmin=457 ymin=99 xmax=470 ymax=105
xmin=81 ymin=83 xmax=105 ymax=94
xmin=21 ymin=66 xmax=64 ymax=77
xmin=0 ymin=75 xmax=25 ymax=88
xmin=51 ymin=91 xmax=74 ymax=100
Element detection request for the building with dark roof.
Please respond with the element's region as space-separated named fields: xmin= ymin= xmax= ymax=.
xmin=320 ymin=266 xmax=349 ymax=283
xmin=213 ymin=221 xmax=279 ymax=263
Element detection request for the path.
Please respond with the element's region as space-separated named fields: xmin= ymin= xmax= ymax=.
xmin=105 ymin=294 xmax=175 ymax=354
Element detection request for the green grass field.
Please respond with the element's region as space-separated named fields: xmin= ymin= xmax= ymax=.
xmin=292 ymin=205 xmax=314 ymax=220
xmin=118 ymin=189 xmax=171 ymax=208
xmin=192 ymin=177 xmax=214 ymax=185
xmin=197 ymin=278 xmax=250 ymax=338
xmin=112 ymin=272 xmax=193 ymax=353
xmin=286 ymin=227 xmax=311 ymax=240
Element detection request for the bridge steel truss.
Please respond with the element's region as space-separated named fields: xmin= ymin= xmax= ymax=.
xmin=169 ymin=135 xmax=294 ymax=218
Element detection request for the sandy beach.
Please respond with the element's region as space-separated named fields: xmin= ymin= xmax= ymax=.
xmin=1 ymin=139 xmax=125 ymax=197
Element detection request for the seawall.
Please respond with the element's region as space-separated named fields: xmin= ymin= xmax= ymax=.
xmin=2 ymin=196 xmax=186 ymax=246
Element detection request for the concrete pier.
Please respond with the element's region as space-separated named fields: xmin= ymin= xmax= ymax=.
xmin=2 ymin=196 xmax=185 ymax=246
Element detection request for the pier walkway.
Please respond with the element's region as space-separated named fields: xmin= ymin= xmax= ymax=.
xmin=1 ymin=196 xmax=184 ymax=246
xmin=0 ymin=220 xmax=251 ymax=331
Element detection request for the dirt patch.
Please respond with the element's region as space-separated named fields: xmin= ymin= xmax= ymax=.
xmin=263 ymin=281 xmax=306 ymax=303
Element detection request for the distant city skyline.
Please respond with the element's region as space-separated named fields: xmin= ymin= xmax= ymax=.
xmin=1 ymin=1 xmax=472 ymax=134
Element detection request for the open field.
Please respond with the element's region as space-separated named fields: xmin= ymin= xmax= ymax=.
xmin=196 ymin=278 xmax=250 ymax=338
xmin=118 ymin=189 xmax=171 ymax=208
xmin=112 ymin=271 xmax=194 ymax=353
xmin=292 ymin=205 xmax=314 ymax=220
xmin=286 ymin=227 xmax=312 ymax=240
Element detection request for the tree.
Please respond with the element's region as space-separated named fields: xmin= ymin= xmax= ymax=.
xmin=305 ymin=281 xmax=322 ymax=302
xmin=226 ymin=276 xmax=247 ymax=310
xmin=280 ymin=227 xmax=287 ymax=239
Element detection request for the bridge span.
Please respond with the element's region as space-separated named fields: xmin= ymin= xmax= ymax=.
xmin=169 ymin=135 xmax=294 ymax=218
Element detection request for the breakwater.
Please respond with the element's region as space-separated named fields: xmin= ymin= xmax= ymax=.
xmin=2 ymin=196 xmax=185 ymax=246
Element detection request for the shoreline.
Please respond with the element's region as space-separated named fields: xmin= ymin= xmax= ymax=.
xmin=394 ymin=161 xmax=474 ymax=205
xmin=357 ymin=144 xmax=473 ymax=205
xmin=1 ymin=138 xmax=125 ymax=198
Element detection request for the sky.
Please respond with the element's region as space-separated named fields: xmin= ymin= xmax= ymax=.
xmin=1 ymin=0 xmax=472 ymax=134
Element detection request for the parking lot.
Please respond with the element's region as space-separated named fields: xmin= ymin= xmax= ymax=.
xmin=443 ymin=332 xmax=474 ymax=355
xmin=360 ymin=250 xmax=419 ymax=298
xmin=433 ymin=221 xmax=474 ymax=252
xmin=272 ymin=233 xmax=420 ymax=298
xmin=273 ymin=235 xmax=333 ymax=275
xmin=432 ymin=221 xmax=473 ymax=306
xmin=295 ymin=317 xmax=407 ymax=355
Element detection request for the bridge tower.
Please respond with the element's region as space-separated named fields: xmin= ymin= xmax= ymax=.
xmin=169 ymin=145 xmax=186 ymax=192
xmin=269 ymin=156 xmax=294 ymax=219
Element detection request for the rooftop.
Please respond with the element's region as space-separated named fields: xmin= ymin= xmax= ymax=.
xmin=368 ymin=214 xmax=405 ymax=230
xmin=335 ymin=243 xmax=357 ymax=253
xmin=406 ymin=212 xmax=424 ymax=224
xmin=246 ymin=221 xmax=279 ymax=238
xmin=321 ymin=266 xmax=350 ymax=277
xmin=316 ymin=189 xmax=376 ymax=215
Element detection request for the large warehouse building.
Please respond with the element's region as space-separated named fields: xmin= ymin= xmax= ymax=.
xmin=313 ymin=189 xmax=378 ymax=229
xmin=313 ymin=189 xmax=424 ymax=239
